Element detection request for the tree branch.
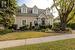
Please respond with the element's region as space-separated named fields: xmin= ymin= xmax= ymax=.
xmin=66 ymin=13 xmax=75 ymax=23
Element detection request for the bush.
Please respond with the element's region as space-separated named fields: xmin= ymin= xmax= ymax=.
xmin=12 ymin=24 xmax=18 ymax=30
xmin=67 ymin=23 xmax=75 ymax=30
xmin=65 ymin=28 xmax=72 ymax=33
xmin=46 ymin=25 xmax=52 ymax=29
xmin=0 ymin=29 xmax=12 ymax=35
xmin=39 ymin=25 xmax=46 ymax=29
xmin=52 ymin=23 xmax=60 ymax=32
xmin=41 ymin=29 xmax=46 ymax=32
xmin=45 ymin=28 xmax=53 ymax=33
xmin=33 ymin=25 xmax=52 ymax=31
xmin=34 ymin=26 xmax=39 ymax=30
xmin=8 ymin=24 xmax=18 ymax=30
xmin=19 ymin=25 xmax=29 ymax=31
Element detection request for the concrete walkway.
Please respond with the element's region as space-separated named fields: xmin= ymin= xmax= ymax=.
xmin=0 ymin=34 xmax=75 ymax=49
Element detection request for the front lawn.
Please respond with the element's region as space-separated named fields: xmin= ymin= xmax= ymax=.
xmin=2 ymin=38 xmax=75 ymax=50
xmin=0 ymin=31 xmax=61 ymax=41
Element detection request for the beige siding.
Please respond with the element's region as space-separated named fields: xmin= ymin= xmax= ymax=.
xmin=15 ymin=16 xmax=37 ymax=29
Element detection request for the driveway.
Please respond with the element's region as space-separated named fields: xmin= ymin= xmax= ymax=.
xmin=0 ymin=34 xmax=75 ymax=49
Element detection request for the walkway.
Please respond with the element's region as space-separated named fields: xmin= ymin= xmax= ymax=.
xmin=0 ymin=34 xmax=75 ymax=49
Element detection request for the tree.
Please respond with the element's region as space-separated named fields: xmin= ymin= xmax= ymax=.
xmin=0 ymin=0 xmax=17 ymax=29
xmin=51 ymin=0 xmax=75 ymax=31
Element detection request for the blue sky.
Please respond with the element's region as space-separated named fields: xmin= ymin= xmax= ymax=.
xmin=17 ymin=0 xmax=29 ymax=6
xmin=17 ymin=0 xmax=58 ymax=17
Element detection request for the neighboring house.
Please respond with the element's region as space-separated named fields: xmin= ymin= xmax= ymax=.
xmin=15 ymin=4 xmax=54 ymax=29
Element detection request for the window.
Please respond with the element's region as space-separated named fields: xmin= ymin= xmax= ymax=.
xmin=33 ymin=9 xmax=38 ymax=14
xmin=23 ymin=8 xmax=26 ymax=13
xmin=1 ymin=1 xmax=7 ymax=8
xmin=21 ymin=7 xmax=27 ymax=13
xmin=22 ymin=20 xmax=26 ymax=25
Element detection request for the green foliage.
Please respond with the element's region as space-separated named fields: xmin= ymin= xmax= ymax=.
xmin=0 ymin=29 xmax=12 ymax=35
xmin=67 ymin=23 xmax=75 ymax=30
xmin=52 ymin=23 xmax=60 ymax=32
xmin=0 ymin=0 xmax=17 ymax=28
xmin=0 ymin=15 xmax=3 ymax=23
xmin=19 ymin=25 xmax=29 ymax=31
xmin=65 ymin=28 xmax=72 ymax=33
xmin=52 ymin=0 xmax=75 ymax=31
xmin=39 ymin=25 xmax=52 ymax=30
xmin=68 ymin=16 xmax=75 ymax=23
xmin=45 ymin=28 xmax=53 ymax=33
xmin=41 ymin=29 xmax=46 ymax=32
xmin=8 ymin=24 xmax=18 ymax=30
xmin=40 ymin=25 xmax=46 ymax=29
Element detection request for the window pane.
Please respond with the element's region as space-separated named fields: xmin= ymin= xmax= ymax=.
xmin=22 ymin=20 xmax=26 ymax=25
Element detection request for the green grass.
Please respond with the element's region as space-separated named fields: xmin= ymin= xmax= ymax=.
xmin=0 ymin=31 xmax=61 ymax=41
xmin=2 ymin=38 xmax=75 ymax=50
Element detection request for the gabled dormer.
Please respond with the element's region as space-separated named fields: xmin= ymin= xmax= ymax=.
xmin=21 ymin=4 xmax=27 ymax=13
xmin=32 ymin=5 xmax=38 ymax=14
xmin=46 ymin=8 xmax=50 ymax=15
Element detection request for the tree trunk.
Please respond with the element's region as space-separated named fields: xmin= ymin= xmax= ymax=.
xmin=60 ymin=22 xmax=66 ymax=31
xmin=60 ymin=17 xmax=67 ymax=31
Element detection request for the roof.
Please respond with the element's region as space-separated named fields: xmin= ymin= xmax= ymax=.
xmin=16 ymin=4 xmax=54 ymax=18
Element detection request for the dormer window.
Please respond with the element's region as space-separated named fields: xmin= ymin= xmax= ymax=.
xmin=32 ymin=5 xmax=38 ymax=14
xmin=46 ymin=8 xmax=50 ymax=15
xmin=21 ymin=8 xmax=27 ymax=13
xmin=21 ymin=4 xmax=27 ymax=13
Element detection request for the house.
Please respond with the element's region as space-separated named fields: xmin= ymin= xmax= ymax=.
xmin=14 ymin=4 xmax=54 ymax=29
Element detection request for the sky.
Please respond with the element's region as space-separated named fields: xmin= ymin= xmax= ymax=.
xmin=17 ymin=0 xmax=58 ymax=17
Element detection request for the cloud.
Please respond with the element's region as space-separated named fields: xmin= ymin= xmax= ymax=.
xmin=26 ymin=0 xmax=53 ymax=9
xmin=18 ymin=0 xmax=53 ymax=9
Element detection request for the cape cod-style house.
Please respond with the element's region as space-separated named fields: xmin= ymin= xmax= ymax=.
xmin=14 ymin=4 xmax=54 ymax=29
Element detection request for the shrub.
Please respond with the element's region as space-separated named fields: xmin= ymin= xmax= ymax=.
xmin=12 ymin=24 xmax=18 ymax=30
xmin=34 ymin=26 xmax=39 ymax=30
xmin=52 ymin=23 xmax=60 ymax=32
xmin=45 ymin=28 xmax=53 ymax=33
xmin=19 ymin=25 xmax=29 ymax=31
xmin=39 ymin=25 xmax=46 ymax=29
xmin=41 ymin=29 xmax=46 ymax=32
xmin=8 ymin=24 xmax=18 ymax=30
xmin=0 ymin=29 xmax=12 ymax=35
xmin=45 ymin=28 xmax=50 ymax=31
xmin=46 ymin=25 xmax=52 ymax=29
xmin=65 ymin=28 xmax=72 ymax=33
xmin=67 ymin=23 xmax=75 ymax=30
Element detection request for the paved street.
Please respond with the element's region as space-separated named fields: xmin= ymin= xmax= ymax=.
xmin=0 ymin=34 xmax=75 ymax=49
